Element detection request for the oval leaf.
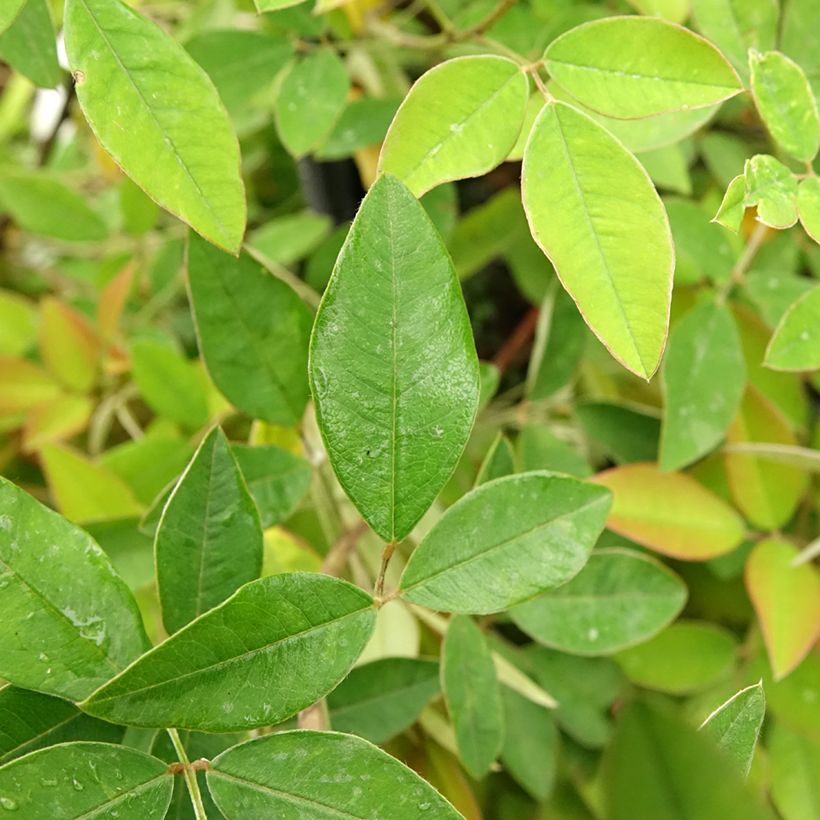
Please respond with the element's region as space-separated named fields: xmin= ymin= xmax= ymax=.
xmin=544 ymin=16 xmax=742 ymax=119
xmin=379 ymin=55 xmax=529 ymax=197
xmin=511 ymin=548 xmax=687 ymax=656
xmin=797 ymin=176 xmax=820 ymax=243
xmin=745 ymin=538 xmax=820 ymax=680
xmin=0 ymin=478 xmax=148 ymax=700
xmin=81 ymin=573 xmax=375 ymax=731
xmin=310 ymin=174 xmax=479 ymax=542
xmin=64 ymin=0 xmax=245 ymax=252
xmin=399 ymin=472 xmax=612 ymax=614
xmin=207 ymin=731 xmax=461 ymax=818
xmin=0 ymin=742 xmax=172 ymax=819
xmin=521 ymin=102 xmax=673 ymax=379
xmin=594 ymin=463 xmax=745 ymax=560
xmin=765 ymin=284 xmax=820 ymax=371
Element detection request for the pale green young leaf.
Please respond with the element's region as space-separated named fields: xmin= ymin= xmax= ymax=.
xmin=0 ymin=742 xmax=172 ymax=819
xmin=713 ymin=174 xmax=747 ymax=233
xmin=327 ymin=658 xmax=439 ymax=745
xmin=81 ymin=573 xmax=375 ymax=731
xmin=769 ymin=722 xmax=820 ymax=820
xmin=660 ymin=302 xmax=746 ymax=470
xmin=798 ymin=176 xmax=820 ymax=243
xmin=378 ymin=55 xmax=529 ymax=196
xmin=744 ymin=154 xmax=799 ymax=228
xmin=274 ymin=49 xmax=349 ymax=158
xmin=543 ymin=17 xmax=742 ymax=119
xmin=750 ymin=50 xmax=820 ymax=163
xmin=400 ymin=472 xmax=612 ymax=614
xmin=475 ymin=432 xmax=516 ymax=486
xmin=0 ymin=1 xmax=25 ymax=34
xmin=692 ymin=0 xmax=778 ymax=80
xmin=207 ymin=731 xmax=462 ymax=818
xmin=442 ymin=616 xmax=504 ymax=780
xmin=521 ymin=102 xmax=674 ymax=379
xmin=699 ymin=682 xmax=765 ymax=777
xmin=764 ymin=285 xmax=820 ymax=371
xmin=0 ymin=686 xmax=123 ymax=765
xmin=310 ymin=174 xmax=479 ymax=542
xmin=511 ymin=549 xmax=687 ymax=656
xmin=0 ymin=478 xmax=148 ymax=701
xmin=64 ymin=0 xmax=246 ymax=252
xmin=188 ymin=234 xmax=312 ymax=426
xmin=156 ymin=428 xmax=262 ymax=634
xmin=0 ymin=0 xmax=61 ymax=88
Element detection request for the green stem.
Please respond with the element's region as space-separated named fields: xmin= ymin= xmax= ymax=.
xmin=167 ymin=729 xmax=207 ymax=820
xmin=717 ymin=220 xmax=768 ymax=304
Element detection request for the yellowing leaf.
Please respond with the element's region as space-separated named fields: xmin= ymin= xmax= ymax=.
xmin=39 ymin=298 xmax=100 ymax=393
xmin=0 ymin=357 xmax=60 ymax=414
xmin=594 ymin=463 xmax=745 ymax=560
xmin=21 ymin=394 xmax=93 ymax=453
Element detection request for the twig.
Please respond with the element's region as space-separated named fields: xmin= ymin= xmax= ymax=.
xmin=375 ymin=540 xmax=396 ymax=599
xmin=717 ymin=220 xmax=769 ymax=303
xmin=167 ymin=729 xmax=208 ymax=820
xmin=321 ymin=519 xmax=369 ymax=577
xmin=492 ymin=307 xmax=539 ymax=373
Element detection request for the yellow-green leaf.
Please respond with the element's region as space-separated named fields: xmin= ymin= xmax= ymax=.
xmin=765 ymin=285 xmax=820 ymax=371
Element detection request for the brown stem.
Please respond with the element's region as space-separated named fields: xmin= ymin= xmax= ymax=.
xmin=492 ymin=307 xmax=539 ymax=373
xmin=321 ymin=519 xmax=369 ymax=577
xmin=375 ymin=541 xmax=396 ymax=599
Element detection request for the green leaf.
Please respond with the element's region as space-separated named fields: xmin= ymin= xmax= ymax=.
xmin=639 ymin=143 xmax=692 ymax=195
xmin=0 ymin=172 xmax=107 ymax=241
xmin=750 ymin=50 xmax=820 ymax=163
xmin=0 ymin=0 xmax=61 ymax=88
xmin=0 ymin=686 xmax=123 ymax=765
xmin=379 ymin=55 xmax=529 ymax=197
xmin=0 ymin=477 xmax=148 ymax=700
xmin=521 ymin=102 xmax=673 ymax=379
xmin=595 ymin=463 xmax=745 ymax=560
xmin=310 ymin=174 xmax=479 ymax=542
xmin=666 ymin=198 xmax=737 ymax=284
xmin=255 ymin=0 xmax=310 ymax=13
xmin=207 ymin=730 xmax=461 ymax=818
xmin=39 ymin=298 xmax=99 ymax=394
xmin=232 ymin=444 xmax=312 ymax=529
xmin=626 ymin=0 xmax=689 ymax=23
xmin=615 ymin=621 xmax=737 ymax=694
xmin=64 ymin=0 xmax=245 ymax=252
xmin=81 ymin=573 xmax=375 ymax=731
xmin=575 ymin=402 xmax=661 ymax=464
xmin=400 ymin=472 xmax=611 ymax=614
xmin=660 ymin=301 xmax=746 ymax=470
xmin=130 ymin=339 xmax=209 ymax=431
xmin=0 ymin=290 xmax=35 ymax=357
xmin=603 ymin=701 xmax=775 ymax=820
xmin=317 ymin=97 xmax=402 ymax=161
xmin=156 ymin=428 xmax=262 ymax=634
xmin=0 ymin=1 xmax=25 ymax=34
xmin=744 ymin=154 xmax=798 ymax=229
xmin=798 ymin=176 xmax=820 ymax=244
xmin=274 ymin=49 xmax=349 ymax=158
xmin=0 ymin=742 xmax=172 ymax=819
xmin=765 ymin=284 xmax=820 ymax=371
xmin=543 ymin=17 xmax=742 ymax=119
xmin=511 ymin=548 xmax=687 ymax=656
xmin=769 ymin=722 xmax=820 ymax=820
xmin=327 ymin=658 xmax=439 ymax=745
xmin=188 ymin=235 xmax=312 ymax=426
xmin=475 ymin=433 xmax=516 ymax=486
xmin=246 ymin=211 xmax=332 ymax=268
xmin=692 ymin=0 xmax=778 ymax=81
xmin=699 ymin=682 xmax=765 ymax=777
xmin=713 ymin=174 xmax=747 ymax=233
xmin=442 ymin=616 xmax=504 ymax=779
xmin=745 ymin=538 xmax=820 ymax=680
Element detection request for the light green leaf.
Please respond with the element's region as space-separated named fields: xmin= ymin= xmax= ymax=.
xmin=64 ymin=0 xmax=246 ymax=252
xmin=713 ymin=174 xmax=747 ymax=233
xmin=0 ymin=478 xmax=148 ymax=701
xmin=765 ymin=284 xmax=820 ymax=371
xmin=0 ymin=742 xmax=172 ymax=819
xmin=511 ymin=548 xmax=687 ymax=656
xmin=0 ymin=290 xmax=35 ymax=357
xmin=188 ymin=234 xmax=312 ymax=426
xmin=0 ymin=172 xmax=107 ymax=242
xmin=317 ymin=97 xmax=402 ymax=161
xmin=400 ymin=472 xmax=612 ymax=614
xmin=0 ymin=686 xmax=123 ymax=765
xmin=626 ymin=0 xmax=690 ymax=24
xmin=327 ymin=658 xmax=439 ymax=745
xmin=246 ymin=210 xmax=332 ymax=268
xmin=798 ymin=176 xmax=820 ymax=243
xmin=130 ymin=339 xmax=209 ymax=431
xmin=475 ymin=433 xmax=516 ymax=486
xmin=543 ymin=17 xmax=742 ymax=119
xmin=750 ymin=50 xmax=820 ymax=163
xmin=156 ymin=428 xmax=262 ymax=634
xmin=666 ymin=198 xmax=737 ymax=284
xmin=207 ymin=730 xmax=462 ymax=818
xmin=274 ymin=49 xmax=349 ymax=158
xmin=521 ymin=102 xmax=673 ymax=379
xmin=379 ymin=55 xmax=529 ymax=197
xmin=575 ymin=402 xmax=661 ymax=464
xmin=692 ymin=0 xmax=778 ymax=80
xmin=0 ymin=1 xmax=25 ymax=34
xmin=81 ymin=573 xmax=375 ymax=731
xmin=699 ymin=681 xmax=765 ymax=777
xmin=0 ymin=0 xmax=61 ymax=88
xmin=232 ymin=444 xmax=312 ymax=528
xmin=442 ymin=616 xmax=504 ymax=779
xmin=639 ymin=143 xmax=692 ymax=195
xmin=769 ymin=722 xmax=820 ymax=820
xmin=660 ymin=301 xmax=746 ymax=470
xmin=615 ymin=621 xmax=737 ymax=694
xmin=744 ymin=154 xmax=798 ymax=229
xmin=310 ymin=174 xmax=479 ymax=542
xmin=255 ymin=0 xmax=309 ymax=10
xmin=781 ymin=0 xmax=820 ymax=97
